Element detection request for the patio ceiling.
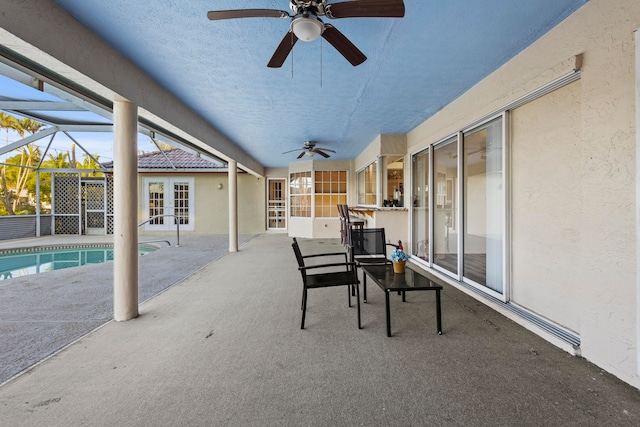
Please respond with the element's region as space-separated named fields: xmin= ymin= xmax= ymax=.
xmin=1 ymin=0 xmax=589 ymax=169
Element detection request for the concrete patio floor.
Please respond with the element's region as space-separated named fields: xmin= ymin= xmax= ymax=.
xmin=0 ymin=233 xmax=256 ymax=384
xmin=1 ymin=233 xmax=640 ymax=426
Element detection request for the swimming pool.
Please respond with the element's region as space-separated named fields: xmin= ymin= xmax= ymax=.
xmin=0 ymin=244 xmax=157 ymax=280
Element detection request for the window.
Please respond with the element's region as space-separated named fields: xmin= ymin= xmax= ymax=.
xmin=357 ymin=161 xmax=377 ymax=205
xmin=357 ymin=156 xmax=404 ymax=207
xmin=382 ymin=155 xmax=404 ymax=206
xmin=290 ymin=172 xmax=311 ymax=217
xmin=314 ymin=171 xmax=347 ymax=218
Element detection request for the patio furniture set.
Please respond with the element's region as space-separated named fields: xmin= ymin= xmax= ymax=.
xmin=292 ymin=205 xmax=444 ymax=337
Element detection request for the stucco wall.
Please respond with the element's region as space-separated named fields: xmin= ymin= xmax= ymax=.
xmin=510 ymin=80 xmax=583 ymax=333
xmin=138 ymin=173 xmax=265 ymax=235
xmin=198 ymin=173 xmax=266 ymax=234
xmin=406 ymin=0 xmax=639 ymax=387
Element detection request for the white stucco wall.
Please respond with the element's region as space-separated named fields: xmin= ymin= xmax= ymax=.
xmin=510 ymin=80 xmax=583 ymax=334
xmin=406 ymin=0 xmax=639 ymax=388
xmin=138 ymin=173 xmax=265 ymax=235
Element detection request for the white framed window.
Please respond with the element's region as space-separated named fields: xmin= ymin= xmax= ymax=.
xmin=289 ymin=172 xmax=312 ymax=218
xmin=357 ymin=156 xmax=405 ymax=207
xmin=314 ymin=171 xmax=347 ymax=218
xmin=357 ymin=161 xmax=377 ymax=206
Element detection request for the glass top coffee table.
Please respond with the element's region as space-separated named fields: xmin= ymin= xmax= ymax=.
xmin=360 ymin=263 xmax=443 ymax=337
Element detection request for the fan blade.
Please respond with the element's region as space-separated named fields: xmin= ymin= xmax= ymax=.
xmin=283 ymin=149 xmax=302 ymax=154
xmin=315 ymin=147 xmax=336 ymax=153
xmin=207 ymin=9 xmax=290 ymax=20
xmin=321 ymin=25 xmax=366 ymax=66
xmin=314 ymin=149 xmax=331 ymax=158
xmin=268 ymin=32 xmax=299 ymax=68
xmin=327 ymin=0 xmax=405 ymax=19
xmin=297 ymin=151 xmax=306 ymax=159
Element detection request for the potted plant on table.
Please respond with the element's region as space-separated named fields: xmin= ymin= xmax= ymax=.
xmin=390 ymin=247 xmax=410 ymax=273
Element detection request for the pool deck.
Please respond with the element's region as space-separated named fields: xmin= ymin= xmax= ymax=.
xmin=0 ymin=233 xmax=257 ymax=385
xmin=0 ymin=234 xmax=116 ymax=251
xmin=1 ymin=233 xmax=640 ymax=426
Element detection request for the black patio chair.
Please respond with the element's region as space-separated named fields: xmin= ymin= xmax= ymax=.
xmin=348 ymin=227 xmax=399 ymax=302
xmin=292 ymin=238 xmax=361 ymax=330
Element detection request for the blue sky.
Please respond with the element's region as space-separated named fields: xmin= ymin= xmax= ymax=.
xmin=1 ymin=75 xmax=160 ymax=165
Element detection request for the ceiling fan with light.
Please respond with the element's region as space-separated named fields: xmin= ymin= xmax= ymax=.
xmin=207 ymin=0 xmax=405 ymax=67
xmin=283 ymin=141 xmax=336 ymax=159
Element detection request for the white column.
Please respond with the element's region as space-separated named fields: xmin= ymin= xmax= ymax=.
xmin=635 ymin=29 xmax=640 ymax=374
xmin=113 ymin=100 xmax=139 ymax=321
xmin=228 ymin=159 xmax=238 ymax=252
xmin=35 ymin=170 xmax=41 ymax=236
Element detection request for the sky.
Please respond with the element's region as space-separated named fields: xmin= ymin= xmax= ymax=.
xmin=1 ymin=128 xmax=159 ymax=165
xmin=1 ymin=74 xmax=159 ymax=165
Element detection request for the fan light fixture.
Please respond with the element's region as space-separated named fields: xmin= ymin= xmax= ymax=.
xmin=291 ymin=17 xmax=324 ymax=42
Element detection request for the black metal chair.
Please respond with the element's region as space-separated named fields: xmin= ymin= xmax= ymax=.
xmin=291 ymin=238 xmax=361 ymax=330
xmin=348 ymin=227 xmax=398 ymax=302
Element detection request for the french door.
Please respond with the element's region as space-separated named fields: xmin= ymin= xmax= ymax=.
xmin=143 ymin=177 xmax=194 ymax=231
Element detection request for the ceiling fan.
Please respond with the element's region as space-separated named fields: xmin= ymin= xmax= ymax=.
xmin=283 ymin=141 xmax=336 ymax=159
xmin=207 ymin=0 xmax=405 ymax=67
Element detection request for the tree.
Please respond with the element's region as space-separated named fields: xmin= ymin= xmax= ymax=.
xmin=0 ymin=115 xmax=45 ymax=215
xmin=0 ymin=112 xmax=19 ymax=143
xmin=45 ymin=151 xmax=70 ymax=169
xmin=78 ymin=153 xmax=103 ymax=177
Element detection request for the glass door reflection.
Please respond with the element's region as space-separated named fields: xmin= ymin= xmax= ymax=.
xmin=433 ymin=138 xmax=458 ymax=275
xmin=412 ymin=148 xmax=429 ymax=261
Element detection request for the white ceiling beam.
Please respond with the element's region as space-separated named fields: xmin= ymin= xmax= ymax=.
xmin=0 ymin=61 xmax=42 ymax=90
xmin=57 ymin=124 xmax=113 ymax=132
xmin=0 ymin=100 xmax=85 ymax=110
xmin=44 ymin=83 xmax=113 ymax=121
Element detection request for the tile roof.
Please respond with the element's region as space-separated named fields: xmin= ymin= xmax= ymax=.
xmin=103 ymin=148 xmax=225 ymax=169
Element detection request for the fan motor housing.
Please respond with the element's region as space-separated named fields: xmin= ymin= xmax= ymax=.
xmin=290 ymin=1 xmax=326 ymax=16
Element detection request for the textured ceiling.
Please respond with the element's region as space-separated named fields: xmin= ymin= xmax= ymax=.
xmin=50 ymin=0 xmax=588 ymax=168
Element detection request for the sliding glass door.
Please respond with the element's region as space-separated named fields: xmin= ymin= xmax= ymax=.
xmin=411 ymin=115 xmax=505 ymax=298
xmin=411 ymin=149 xmax=429 ymax=261
xmin=463 ymin=118 xmax=504 ymax=293
xmin=433 ymin=137 xmax=458 ymax=275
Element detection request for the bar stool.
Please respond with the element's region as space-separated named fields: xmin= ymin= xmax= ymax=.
xmin=339 ymin=204 xmax=364 ymax=246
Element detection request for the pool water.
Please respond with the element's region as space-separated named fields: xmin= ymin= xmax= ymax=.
xmin=0 ymin=245 xmax=156 ymax=280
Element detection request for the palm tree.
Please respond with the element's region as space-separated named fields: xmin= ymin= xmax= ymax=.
xmin=0 ymin=112 xmax=19 ymax=144
xmin=0 ymin=112 xmax=21 ymax=214
xmin=79 ymin=153 xmax=103 ymax=177
xmin=45 ymin=151 xmax=70 ymax=169
xmin=15 ymin=118 xmax=44 ymax=137
xmin=0 ymin=114 xmax=45 ymax=215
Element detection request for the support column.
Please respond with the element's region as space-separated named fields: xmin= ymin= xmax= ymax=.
xmin=228 ymin=159 xmax=238 ymax=252
xmin=113 ymin=100 xmax=139 ymax=321
xmin=35 ymin=170 xmax=40 ymax=236
xmin=635 ymin=29 xmax=640 ymax=374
